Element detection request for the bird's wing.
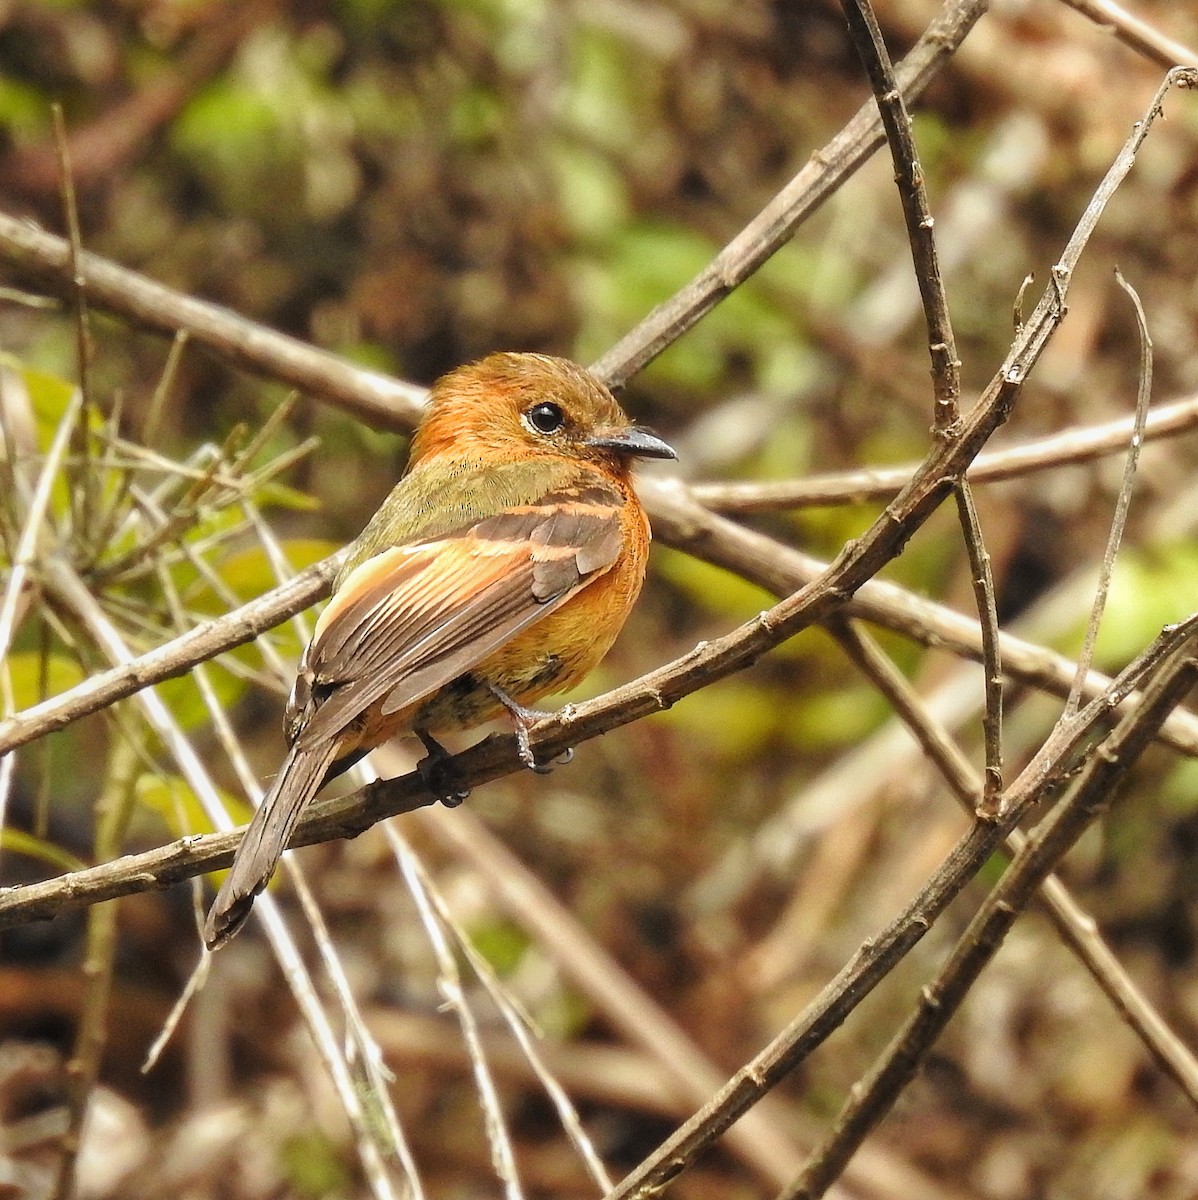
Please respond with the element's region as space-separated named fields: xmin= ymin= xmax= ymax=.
xmin=292 ymin=482 xmax=626 ymax=748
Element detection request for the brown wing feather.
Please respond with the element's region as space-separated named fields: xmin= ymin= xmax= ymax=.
xmin=292 ymin=483 xmax=626 ymax=748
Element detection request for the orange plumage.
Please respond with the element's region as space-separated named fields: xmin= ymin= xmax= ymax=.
xmin=204 ymin=352 xmax=674 ymax=948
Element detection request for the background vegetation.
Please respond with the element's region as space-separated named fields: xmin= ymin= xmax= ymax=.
xmin=2 ymin=1 xmax=1198 ymax=1198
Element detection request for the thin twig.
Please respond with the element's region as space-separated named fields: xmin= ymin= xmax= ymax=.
xmin=51 ymin=103 xmax=98 ymax=550
xmin=44 ymin=557 xmax=401 ymax=1200
xmin=288 ymin=860 xmax=426 ymax=1199
xmin=689 ymin=390 xmax=1198 ymax=510
xmin=0 ymin=388 xmax=84 ymax=839
xmin=590 ymin=0 xmax=987 ymax=388
xmin=601 ymin=612 xmax=1198 ymax=1200
xmin=414 ymin=798 xmax=806 ymax=1189
xmin=839 ymin=0 xmax=961 ymax=429
xmin=142 ymin=330 xmax=188 ymax=448
xmin=0 ymin=211 xmax=426 ymax=432
xmin=92 ymin=429 xmax=244 ymax=583
xmin=393 ymin=834 xmax=525 ymax=1200
xmin=0 ymin=552 xmax=342 ymax=756
xmin=1063 ymin=268 xmax=1154 ymax=717
xmin=782 ymin=637 xmax=1198 ymax=1200
xmin=954 ymin=480 xmax=1004 ymax=810
xmin=0 ymin=389 xmax=84 ymax=669
xmin=1059 ymin=0 xmax=1198 ymax=68
xmin=412 ymin=859 xmax=616 ymax=1194
xmin=51 ymin=738 xmax=139 ymax=1200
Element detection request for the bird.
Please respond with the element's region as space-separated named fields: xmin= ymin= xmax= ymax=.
xmin=203 ymin=352 xmax=675 ymax=948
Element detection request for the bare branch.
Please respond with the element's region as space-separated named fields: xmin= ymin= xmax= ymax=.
xmin=839 ymin=0 xmax=961 ymax=429
xmin=589 ymin=0 xmax=988 ymax=388
xmin=832 ymin=619 xmax=1198 ymax=1106
xmin=601 ymin=609 xmax=1198 ymax=1200
xmin=416 ymin=800 xmax=807 ymax=1189
xmin=0 ymin=212 xmax=425 ymax=432
xmin=689 ymin=391 xmax=1198 ymax=510
xmin=1059 ymin=0 xmax=1198 ymax=68
xmin=782 ymin=637 xmax=1198 ymax=1199
xmin=1064 ymin=268 xmax=1154 ymax=717
xmin=0 ymin=553 xmax=341 ymax=757
xmin=954 ymin=480 xmax=1004 ymax=810
xmin=45 ymin=557 xmax=403 ymax=1200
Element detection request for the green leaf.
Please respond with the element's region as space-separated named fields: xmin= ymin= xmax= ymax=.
xmin=5 ymin=652 xmax=85 ymax=710
xmin=154 ymin=660 xmax=248 ymax=734
xmin=786 ymin=685 xmax=889 ymax=752
xmin=655 ymin=545 xmax=773 ymax=621
xmin=185 ymin=539 xmax=337 ymax=612
xmin=257 ymin=480 xmax=322 ymax=512
xmin=1092 ymin=542 xmax=1198 ymax=667
xmin=0 ymin=828 xmax=86 ymax=874
xmin=658 ymin=679 xmax=784 ymax=760
xmin=280 ymin=1130 xmax=352 ymax=1198
xmin=0 ymin=77 xmax=50 ymax=140
xmin=467 ymin=919 xmax=530 ymax=975
xmin=136 ymin=773 xmax=251 ymax=836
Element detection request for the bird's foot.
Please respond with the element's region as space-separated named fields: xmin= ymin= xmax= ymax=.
xmin=416 ymin=730 xmax=470 ymax=806
xmin=486 ymin=683 xmax=573 ymax=773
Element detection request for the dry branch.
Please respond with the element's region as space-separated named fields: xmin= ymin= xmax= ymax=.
xmin=1060 ymin=0 xmax=1198 ymax=68
xmin=590 ymin=0 xmax=988 ymax=387
xmin=831 ymin=619 xmax=1198 ymax=1106
xmin=0 ymin=212 xmax=425 ymax=431
xmin=601 ymin=66 xmax=1198 ymax=1198
xmin=784 ymin=636 xmax=1198 ymax=1198
xmin=603 ymin=608 xmax=1198 ymax=1200
xmin=689 ymin=392 xmax=1198 ymax=510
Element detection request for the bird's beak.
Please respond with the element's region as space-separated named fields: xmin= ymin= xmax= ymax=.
xmin=585 ymin=425 xmax=677 ymax=461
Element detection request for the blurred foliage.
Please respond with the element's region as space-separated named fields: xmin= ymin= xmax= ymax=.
xmin=2 ymin=1 xmax=1198 ymax=1199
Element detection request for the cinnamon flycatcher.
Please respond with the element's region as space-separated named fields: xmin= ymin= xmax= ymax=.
xmin=204 ymin=352 xmax=675 ymax=948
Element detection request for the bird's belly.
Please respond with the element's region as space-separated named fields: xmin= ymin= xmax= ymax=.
xmin=415 ymin=622 xmax=604 ymax=732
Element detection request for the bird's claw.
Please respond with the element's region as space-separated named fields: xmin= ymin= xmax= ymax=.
xmin=526 ymin=744 xmax=574 ymax=774
xmin=486 ymin=682 xmax=570 ymax=774
xmin=416 ymin=731 xmax=470 ymax=806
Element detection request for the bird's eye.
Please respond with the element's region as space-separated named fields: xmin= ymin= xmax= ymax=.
xmin=525 ymin=402 xmax=566 ymax=435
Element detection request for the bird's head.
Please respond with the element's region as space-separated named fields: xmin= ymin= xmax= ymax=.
xmin=410 ymin=353 xmax=676 ymax=474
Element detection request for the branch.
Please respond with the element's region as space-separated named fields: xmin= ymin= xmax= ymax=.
xmin=839 ymin=0 xmax=961 ymax=429
xmin=0 ymin=4 xmax=987 ymax=409
xmin=841 ymin=0 xmax=1002 ymax=810
xmin=1063 ymin=267 xmax=1153 ymax=717
xmin=1059 ymin=0 xmax=1198 ymax=69
xmin=0 ymin=552 xmax=342 ymax=756
xmin=783 ymin=637 xmax=1198 ymax=1198
xmin=688 ymin=391 xmax=1198 ymax=510
xmin=0 ymin=2 xmax=275 ymax=198
xmin=0 ymin=212 xmax=425 ymax=431
xmin=830 ymin=619 xmax=1198 ymax=1106
xmin=591 ymin=0 xmax=988 ymax=388
xmin=602 ymin=612 xmax=1198 ymax=1200
xmin=643 ymin=480 xmax=1198 ymax=756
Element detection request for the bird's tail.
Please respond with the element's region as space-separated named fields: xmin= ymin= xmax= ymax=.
xmin=203 ymin=738 xmax=340 ymax=950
